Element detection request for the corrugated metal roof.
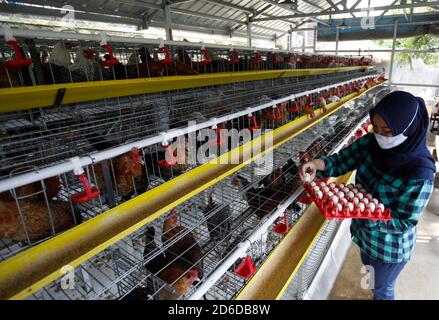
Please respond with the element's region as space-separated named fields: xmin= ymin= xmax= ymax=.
xmin=4 ymin=0 xmax=335 ymax=38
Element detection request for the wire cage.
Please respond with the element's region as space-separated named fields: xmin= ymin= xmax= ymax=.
xmin=0 ymin=71 xmax=382 ymax=264
xmin=0 ymin=30 xmax=374 ymax=89
xmin=18 ymin=85 xmax=390 ymax=300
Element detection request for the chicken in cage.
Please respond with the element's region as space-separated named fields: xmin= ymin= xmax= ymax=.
xmin=15 ymin=84 xmax=389 ymax=301
xmin=0 ymin=29 xmax=374 ymax=89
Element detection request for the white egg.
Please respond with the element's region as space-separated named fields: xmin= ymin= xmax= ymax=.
xmin=331 ymin=195 xmax=339 ymax=204
xmin=347 ymin=191 xmax=355 ymax=199
xmin=366 ymin=193 xmax=373 ymax=199
xmin=372 ymin=198 xmax=379 ymax=205
xmin=356 ymin=193 xmax=364 ymax=200
xmin=323 ymin=186 xmax=330 ymax=193
xmin=347 ymin=202 xmax=354 ymax=212
xmin=313 ymin=186 xmax=320 ymax=192
xmin=358 ymin=202 xmax=365 ymax=212
xmin=304 ymin=173 xmax=311 ymax=182
xmin=347 ymin=184 xmax=355 ymax=189
xmin=343 ymin=187 xmax=350 ymax=193
xmin=320 ymin=182 xmax=326 ymax=188
xmin=316 ymin=191 xmax=323 ymax=199
xmin=377 ymin=203 xmax=385 ymax=211
xmin=327 ymin=191 xmax=334 ymax=198
xmin=362 ymin=198 xmax=369 ymax=205
xmin=356 ymin=183 xmax=363 ymax=189
xmin=337 ymin=203 xmax=343 ymax=211
xmin=329 ymin=183 xmax=336 ymax=188
xmin=310 ymin=181 xmax=317 ymax=187
xmin=360 ymin=188 xmax=367 ymax=194
xmin=340 ymin=198 xmax=348 ymax=204
xmin=337 ymin=191 xmax=345 ymax=199
xmin=352 ymin=197 xmax=360 ymax=204
xmin=352 ymin=188 xmax=359 ymax=193
xmin=368 ymin=203 xmax=376 ymax=212
xmin=332 ymin=188 xmax=339 ymax=194
xmin=339 ymin=183 xmax=345 ymax=189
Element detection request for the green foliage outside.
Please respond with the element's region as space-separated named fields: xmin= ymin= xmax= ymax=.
xmin=374 ymin=35 xmax=439 ymax=68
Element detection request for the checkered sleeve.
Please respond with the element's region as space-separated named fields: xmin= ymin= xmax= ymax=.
xmin=317 ymin=134 xmax=371 ymax=179
xmin=367 ymin=180 xmax=434 ymax=234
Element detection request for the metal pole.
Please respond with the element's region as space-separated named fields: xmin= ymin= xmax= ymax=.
xmin=163 ymin=0 xmax=173 ymax=41
xmin=335 ymin=27 xmax=340 ymax=55
xmin=247 ymin=21 xmax=252 ymax=47
xmin=288 ymin=30 xmax=293 ymax=51
xmin=313 ymin=26 xmax=317 ymax=53
xmin=302 ymin=32 xmax=306 ymax=52
xmin=388 ymin=21 xmax=398 ymax=86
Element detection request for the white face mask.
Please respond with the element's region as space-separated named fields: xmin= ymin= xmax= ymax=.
xmin=374 ymin=132 xmax=407 ymax=149
xmin=373 ymin=103 xmax=419 ymax=150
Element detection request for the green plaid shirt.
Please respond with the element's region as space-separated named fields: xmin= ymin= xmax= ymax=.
xmin=318 ymin=134 xmax=434 ymax=263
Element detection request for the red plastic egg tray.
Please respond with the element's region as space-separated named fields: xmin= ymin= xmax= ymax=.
xmin=303 ymin=180 xmax=392 ymax=221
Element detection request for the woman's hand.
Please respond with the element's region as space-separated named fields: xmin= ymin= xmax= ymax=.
xmin=299 ymin=159 xmax=326 ymax=182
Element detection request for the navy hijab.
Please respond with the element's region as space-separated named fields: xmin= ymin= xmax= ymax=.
xmin=369 ymin=90 xmax=436 ymax=181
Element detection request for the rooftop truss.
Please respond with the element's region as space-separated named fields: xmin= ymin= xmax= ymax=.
xmin=1 ymin=0 xmax=437 ymax=42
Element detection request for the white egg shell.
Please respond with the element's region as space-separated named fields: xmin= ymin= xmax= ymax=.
xmin=368 ymin=203 xmax=376 ymax=212
xmin=313 ymin=186 xmax=320 ymax=192
xmin=352 ymin=188 xmax=359 ymax=193
xmin=360 ymin=188 xmax=367 ymax=194
xmin=358 ymin=202 xmax=365 ymax=212
xmin=332 ymin=188 xmax=339 ymax=194
xmin=347 ymin=184 xmax=355 ymax=189
xmin=337 ymin=191 xmax=345 ymax=199
xmin=347 ymin=191 xmax=355 ymax=199
xmin=339 ymin=183 xmax=345 ymax=189
xmin=316 ymin=191 xmax=323 ymax=199
xmin=304 ymin=173 xmax=311 ymax=182
xmin=343 ymin=187 xmax=350 ymax=193
xmin=356 ymin=183 xmax=363 ymax=189
xmin=356 ymin=193 xmax=364 ymax=200
xmin=337 ymin=203 xmax=343 ymax=211
xmin=377 ymin=203 xmax=385 ymax=211
xmin=352 ymin=197 xmax=360 ymax=204
xmin=327 ymin=191 xmax=334 ymax=198
xmin=320 ymin=182 xmax=327 ymax=187
xmin=323 ymin=186 xmax=330 ymax=193
xmin=331 ymin=195 xmax=339 ymax=204
xmin=340 ymin=198 xmax=348 ymax=204
xmin=366 ymin=193 xmax=373 ymax=199
xmin=329 ymin=182 xmax=336 ymax=188
xmin=362 ymin=198 xmax=369 ymax=205
xmin=372 ymin=198 xmax=379 ymax=205
xmin=347 ymin=202 xmax=354 ymax=212
xmin=310 ymin=181 xmax=317 ymax=187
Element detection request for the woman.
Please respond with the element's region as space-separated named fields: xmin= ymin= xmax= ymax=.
xmin=299 ymin=91 xmax=436 ymax=300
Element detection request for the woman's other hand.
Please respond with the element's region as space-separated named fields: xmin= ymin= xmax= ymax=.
xmin=299 ymin=159 xmax=326 ymax=182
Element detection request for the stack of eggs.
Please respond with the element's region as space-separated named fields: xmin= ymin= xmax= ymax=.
xmin=305 ymin=180 xmax=391 ymax=221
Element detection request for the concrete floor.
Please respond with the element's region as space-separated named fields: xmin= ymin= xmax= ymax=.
xmin=329 ymin=132 xmax=439 ymax=300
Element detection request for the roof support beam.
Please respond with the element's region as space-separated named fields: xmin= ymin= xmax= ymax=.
xmin=253 ymin=1 xmax=439 ymax=20
xmin=202 ymin=0 xmax=255 ymax=15
xmin=258 ymin=0 xmax=332 ymax=26
xmin=0 ymin=2 xmax=275 ymax=41
xmin=375 ymin=0 xmax=400 ymax=24
xmin=325 ymin=0 xmax=340 ymax=11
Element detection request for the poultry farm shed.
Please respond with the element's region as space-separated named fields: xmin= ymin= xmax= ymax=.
xmin=0 ymin=27 xmax=388 ymax=301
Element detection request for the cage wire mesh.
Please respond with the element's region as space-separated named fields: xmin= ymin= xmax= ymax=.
xmin=22 ymin=85 xmax=390 ymax=300
xmin=280 ymin=219 xmax=342 ymax=300
xmin=0 ymin=71 xmax=382 ymax=263
xmin=0 ymin=69 xmax=377 ymax=172
xmin=0 ymin=35 xmax=373 ymax=89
